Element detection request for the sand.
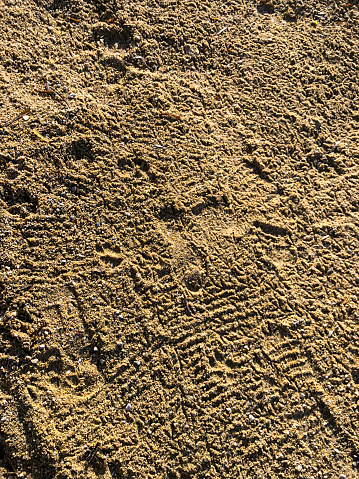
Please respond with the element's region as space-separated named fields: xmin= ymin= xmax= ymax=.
xmin=0 ymin=0 xmax=359 ymax=477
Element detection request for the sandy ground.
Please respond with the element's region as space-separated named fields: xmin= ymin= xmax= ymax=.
xmin=0 ymin=0 xmax=359 ymax=477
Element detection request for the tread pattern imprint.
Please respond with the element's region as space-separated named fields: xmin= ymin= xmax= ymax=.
xmin=0 ymin=0 xmax=359 ymax=478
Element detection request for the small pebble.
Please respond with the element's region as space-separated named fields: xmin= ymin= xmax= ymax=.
xmin=68 ymin=93 xmax=76 ymax=99
xmin=93 ymin=347 xmax=98 ymax=352
xmin=23 ymin=115 xmax=29 ymax=121
xmin=125 ymin=403 xmax=132 ymax=412
xmin=134 ymin=360 xmax=141 ymax=367
xmin=339 ymin=475 xmax=346 ymax=479
xmin=39 ymin=344 xmax=45 ymax=350
xmin=31 ymin=359 xmax=39 ymax=364
xmin=248 ymin=414 xmax=254 ymax=422
xmin=328 ymin=331 xmax=334 ymax=337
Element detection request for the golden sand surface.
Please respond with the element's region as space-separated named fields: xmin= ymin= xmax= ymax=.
xmin=0 ymin=0 xmax=359 ymax=477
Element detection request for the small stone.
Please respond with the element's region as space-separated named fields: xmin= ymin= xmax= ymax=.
xmin=328 ymin=330 xmax=334 ymax=337
xmin=39 ymin=344 xmax=45 ymax=350
xmin=125 ymin=403 xmax=132 ymax=412
xmin=248 ymin=414 xmax=254 ymax=422
xmin=339 ymin=475 xmax=346 ymax=479
xmin=31 ymin=359 xmax=39 ymax=364
xmin=134 ymin=360 xmax=141 ymax=367
xmin=68 ymin=92 xmax=76 ymax=99
xmin=296 ymin=465 xmax=302 ymax=472
xmin=23 ymin=115 xmax=29 ymax=121
xmin=93 ymin=346 xmax=98 ymax=352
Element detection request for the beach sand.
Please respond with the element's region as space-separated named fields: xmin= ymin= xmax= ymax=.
xmin=0 ymin=0 xmax=358 ymax=477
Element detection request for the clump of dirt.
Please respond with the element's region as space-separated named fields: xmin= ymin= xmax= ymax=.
xmin=0 ymin=0 xmax=359 ymax=477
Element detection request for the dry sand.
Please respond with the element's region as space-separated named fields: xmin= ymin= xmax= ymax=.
xmin=0 ymin=0 xmax=359 ymax=477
